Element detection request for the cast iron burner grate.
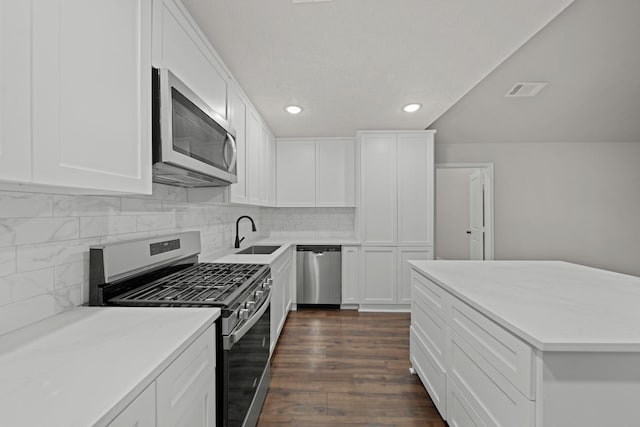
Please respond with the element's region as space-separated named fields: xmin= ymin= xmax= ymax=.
xmin=109 ymin=263 xmax=264 ymax=306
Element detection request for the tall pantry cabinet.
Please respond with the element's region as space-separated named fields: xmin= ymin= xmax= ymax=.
xmin=358 ymin=131 xmax=435 ymax=309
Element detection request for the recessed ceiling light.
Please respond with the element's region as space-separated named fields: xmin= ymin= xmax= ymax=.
xmin=285 ymin=105 xmax=303 ymax=115
xmin=402 ymin=103 xmax=422 ymax=113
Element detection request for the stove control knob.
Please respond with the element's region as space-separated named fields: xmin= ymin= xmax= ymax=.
xmin=246 ymin=300 xmax=256 ymax=310
xmin=255 ymin=290 xmax=264 ymax=300
xmin=238 ymin=308 xmax=250 ymax=320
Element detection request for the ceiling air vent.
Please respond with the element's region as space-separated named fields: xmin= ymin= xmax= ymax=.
xmin=505 ymin=82 xmax=548 ymax=97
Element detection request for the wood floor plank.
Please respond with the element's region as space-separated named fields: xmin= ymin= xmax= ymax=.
xmin=257 ymin=309 xmax=446 ymax=427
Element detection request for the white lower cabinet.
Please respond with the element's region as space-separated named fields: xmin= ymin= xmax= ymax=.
xmin=270 ymin=246 xmax=294 ymax=353
xmin=341 ymin=246 xmax=359 ymax=305
xmin=107 ymin=323 xmax=216 ymax=427
xmin=108 ymin=384 xmax=156 ymax=427
xmin=156 ymin=324 xmax=217 ymax=427
xmin=397 ymin=247 xmax=433 ymax=304
xmin=447 ymin=378 xmax=485 ymax=427
xmin=449 ymin=331 xmax=534 ymax=427
xmin=410 ymin=267 xmax=535 ymax=426
xmin=359 ymin=247 xmax=397 ymax=305
xmin=360 ymin=247 xmax=432 ymax=308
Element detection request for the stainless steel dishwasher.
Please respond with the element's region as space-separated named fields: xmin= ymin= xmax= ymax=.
xmin=296 ymin=245 xmax=341 ymax=306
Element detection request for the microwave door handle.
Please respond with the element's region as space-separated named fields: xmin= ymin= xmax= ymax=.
xmin=225 ymin=134 xmax=237 ymax=172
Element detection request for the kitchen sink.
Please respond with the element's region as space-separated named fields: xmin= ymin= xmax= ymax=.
xmin=235 ymin=245 xmax=281 ymax=255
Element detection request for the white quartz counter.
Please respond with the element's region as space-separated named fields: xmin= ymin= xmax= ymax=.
xmin=0 ymin=306 xmax=220 ymax=427
xmin=408 ymin=260 xmax=640 ymax=352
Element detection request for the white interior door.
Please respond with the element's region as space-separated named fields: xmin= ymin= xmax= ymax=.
xmin=469 ymin=170 xmax=484 ymax=260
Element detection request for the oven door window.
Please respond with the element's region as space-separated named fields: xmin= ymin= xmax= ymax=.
xmin=224 ymin=303 xmax=270 ymax=427
xmin=171 ymin=87 xmax=230 ymax=171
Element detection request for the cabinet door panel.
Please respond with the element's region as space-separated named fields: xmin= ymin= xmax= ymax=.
xmin=398 ymin=247 xmax=433 ymax=304
xmin=270 ymin=261 xmax=284 ymax=353
xmin=32 ymin=0 xmax=152 ymax=193
xmin=447 ymin=378 xmax=486 ymax=427
xmin=246 ymin=110 xmax=261 ymax=204
xmin=341 ymin=246 xmax=359 ymax=304
xmin=360 ymin=134 xmax=397 ymax=245
xmin=259 ymin=127 xmax=268 ymax=205
xmin=410 ymin=327 xmax=447 ymax=419
xmin=157 ymin=325 xmax=216 ymax=427
xmin=228 ymin=85 xmax=247 ymax=204
xmin=276 ymin=140 xmax=316 ymax=207
xmin=108 ymin=384 xmax=156 ymax=427
xmin=397 ymin=133 xmax=434 ymax=246
xmin=268 ymin=133 xmax=277 ymax=206
xmin=0 ymin=0 xmax=31 ymax=182
xmin=316 ymin=139 xmax=355 ymax=207
xmin=359 ymin=247 xmax=396 ymax=304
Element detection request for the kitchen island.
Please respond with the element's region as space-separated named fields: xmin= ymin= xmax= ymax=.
xmin=408 ymin=260 xmax=640 ymax=427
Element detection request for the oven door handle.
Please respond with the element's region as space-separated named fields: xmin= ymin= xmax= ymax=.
xmin=224 ymin=294 xmax=271 ymax=350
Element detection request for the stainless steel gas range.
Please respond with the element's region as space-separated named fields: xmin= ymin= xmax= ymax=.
xmin=89 ymin=231 xmax=271 ymax=427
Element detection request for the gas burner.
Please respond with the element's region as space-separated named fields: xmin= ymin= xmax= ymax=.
xmin=108 ymin=263 xmax=267 ymax=307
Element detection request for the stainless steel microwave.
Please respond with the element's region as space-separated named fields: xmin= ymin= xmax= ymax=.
xmin=152 ymin=68 xmax=237 ymax=187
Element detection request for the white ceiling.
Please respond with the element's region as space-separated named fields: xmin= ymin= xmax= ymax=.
xmin=181 ymin=0 xmax=573 ymax=138
xmin=430 ymin=0 xmax=640 ymax=143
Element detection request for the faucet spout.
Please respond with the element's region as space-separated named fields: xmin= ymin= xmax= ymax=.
xmin=235 ymin=215 xmax=257 ymax=248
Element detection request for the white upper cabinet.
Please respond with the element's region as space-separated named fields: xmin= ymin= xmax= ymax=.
xmin=316 ymin=139 xmax=355 ymax=207
xmin=0 ymin=0 xmax=31 ymax=183
xmin=246 ymin=110 xmax=262 ymax=205
xmin=259 ymin=126 xmax=276 ymax=206
xmin=268 ymin=132 xmax=277 ymax=206
xmin=360 ymin=134 xmax=398 ymax=246
xmin=276 ymin=138 xmax=355 ymax=207
xmin=152 ymin=0 xmax=227 ymax=118
xmin=359 ymin=131 xmax=434 ymax=247
xmin=0 ymin=0 xmax=153 ymax=194
xmin=276 ymin=140 xmax=316 ymax=207
xmin=228 ymin=84 xmax=247 ymax=204
xmin=31 ymin=0 xmax=152 ymax=194
xmin=397 ymin=133 xmax=434 ymax=246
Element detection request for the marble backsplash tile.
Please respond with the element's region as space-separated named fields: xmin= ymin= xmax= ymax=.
xmin=0 ymin=184 xmax=262 ymax=335
xmin=261 ymin=207 xmax=356 ymax=238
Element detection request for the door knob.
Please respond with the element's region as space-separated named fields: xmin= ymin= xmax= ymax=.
xmin=466 ymin=231 xmax=472 ymax=234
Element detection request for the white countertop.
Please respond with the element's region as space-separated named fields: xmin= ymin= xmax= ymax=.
xmin=0 ymin=306 xmax=220 ymax=427
xmin=210 ymin=236 xmax=360 ymax=265
xmin=409 ymin=260 xmax=640 ymax=352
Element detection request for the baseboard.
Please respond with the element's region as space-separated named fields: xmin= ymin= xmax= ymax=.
xmin=358 ymin=304 xmax=411 ymax=313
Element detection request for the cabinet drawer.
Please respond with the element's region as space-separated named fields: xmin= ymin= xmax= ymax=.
xmin=411 ymin=295 xmax=447 ymax=368
xmin=451 ymin=298 xmax=534 ymax=398
xmin=447 ymin=377 xmax=486 ymax=427
xmin=411 ymin=270 xmax=448 ymax=320
xmin=449 ymin=331 xmax=534 ymax=427
xmin=410 ymin=327 xmax=446 ymax=419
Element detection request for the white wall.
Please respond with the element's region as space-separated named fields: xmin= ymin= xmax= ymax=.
xmin=435 ymin=141 xmax=640 ymax=277
xmin=435 ymin=168 xmax=474 ymax=260
xmin=0 ymin=184 xmax=262 ymax=335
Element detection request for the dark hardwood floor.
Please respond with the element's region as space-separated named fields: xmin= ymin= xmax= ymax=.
xmin=257 ymin=309 xmax=447 ymax=427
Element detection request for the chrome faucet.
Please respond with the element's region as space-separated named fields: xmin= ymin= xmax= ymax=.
xmin=234 ymin=215 xmax=257 ymax=248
